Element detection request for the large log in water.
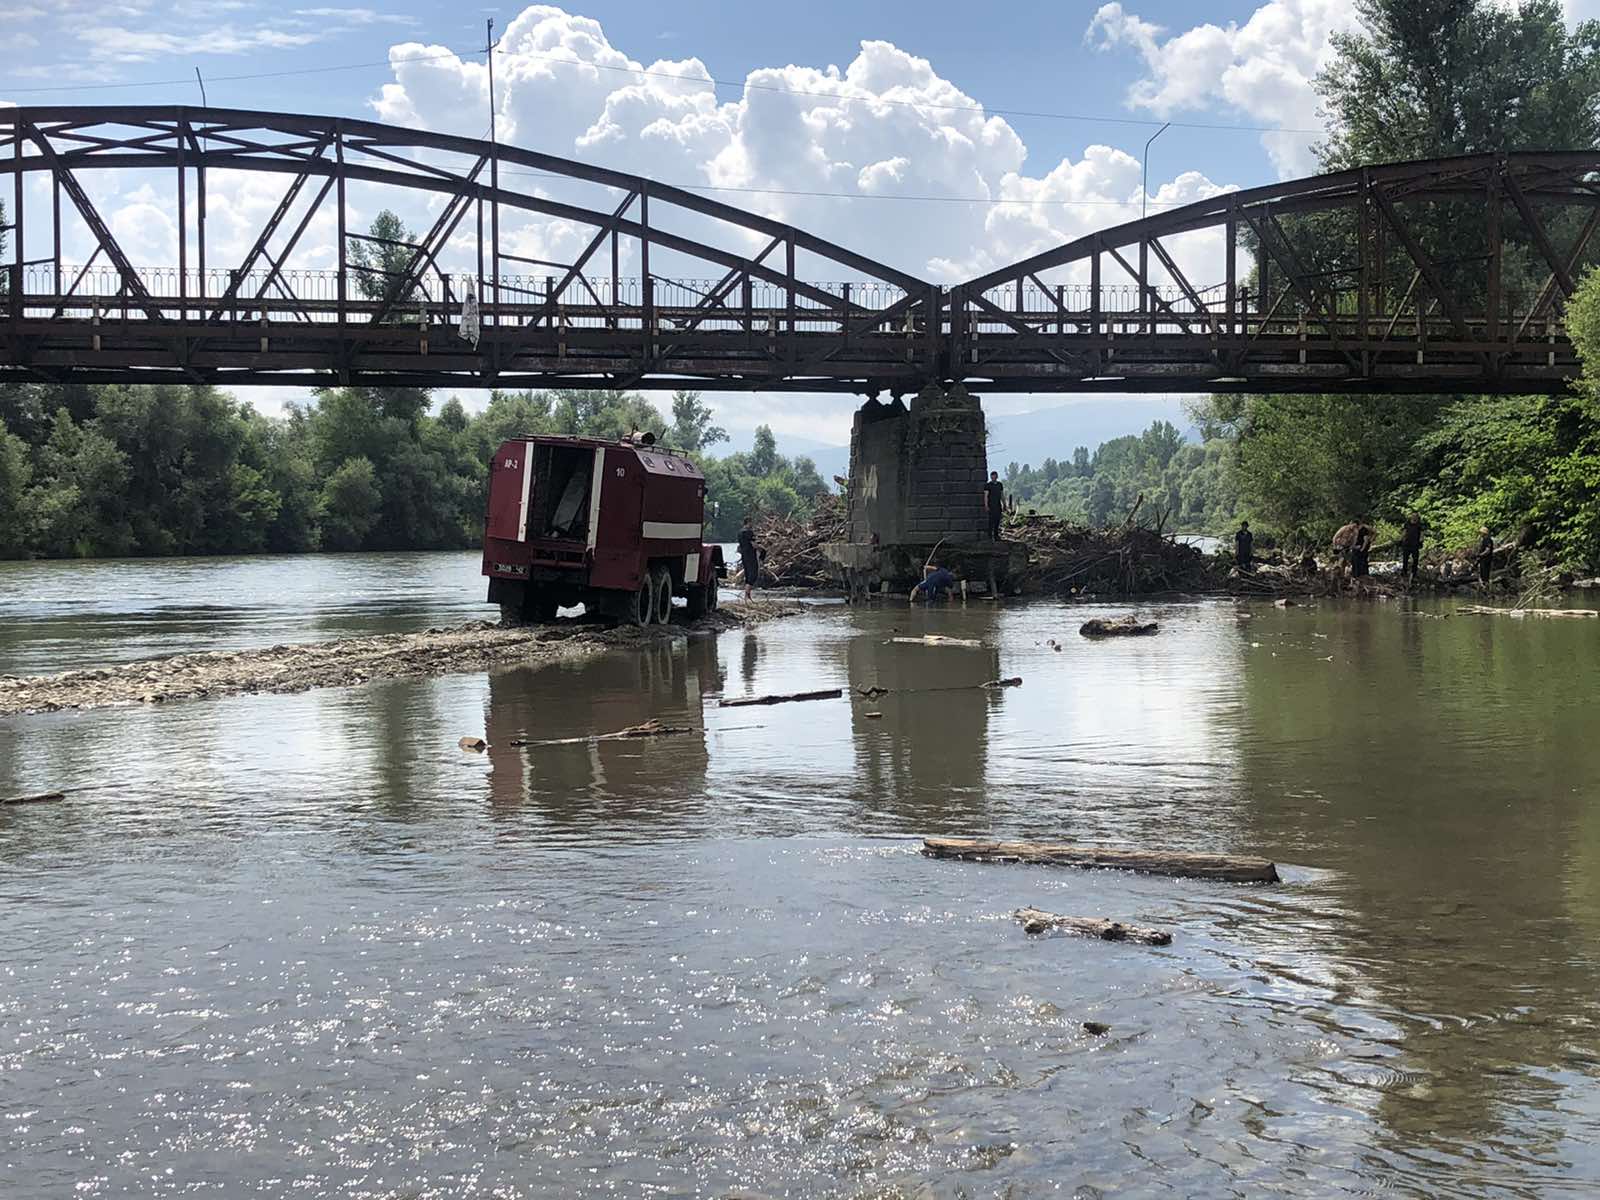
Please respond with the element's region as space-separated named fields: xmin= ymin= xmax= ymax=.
xmin=1014 ymin=906 xmax=1172 ymax=945
xmin=1 ymin=791 xmax=65 ymax=806
xmin=923 ymin=837 xmax=1280 ymax=884
xmin=719 ymin=688 xmax=843 ymax=708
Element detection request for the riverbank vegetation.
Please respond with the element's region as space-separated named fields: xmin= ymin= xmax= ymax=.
xmin=1195 ymin=0 xmax=1600 ymax=570
xmin=0 ymin=380 xmax=828 ymax=559
xmin=999 ymin=421 xmax=1238 ymax=533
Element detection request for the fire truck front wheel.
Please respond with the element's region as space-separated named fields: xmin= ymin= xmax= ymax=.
xmin=650 ymin=564 xmax=674 ymax=625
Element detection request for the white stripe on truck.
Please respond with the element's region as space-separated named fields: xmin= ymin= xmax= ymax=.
xmin=642 ymin=521 xmax=702 ymax=540
xmin=516 ymin=441 xmax=533 ymax=541
xmin=586 ymin=448 xmax=606 ymax=550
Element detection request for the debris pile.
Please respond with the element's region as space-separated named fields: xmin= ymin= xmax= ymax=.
xmin=1005 ymin=513 xmax=1214 ymax=595
xmin=1079 ymin=616 xmax=1160 ymax=638
xmin=748 ymin=493 xmax=847 ymax=588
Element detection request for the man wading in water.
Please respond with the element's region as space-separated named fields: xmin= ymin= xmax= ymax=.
xmin=738 ymin=517 xmax=763 ymax=601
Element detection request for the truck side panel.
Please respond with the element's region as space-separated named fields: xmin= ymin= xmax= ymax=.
xmin=589 ymin=447 xmax=645 ymax=592
xmin=485 ymin=441 xmax=530 ymax=542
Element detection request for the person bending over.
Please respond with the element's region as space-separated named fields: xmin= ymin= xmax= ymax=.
xmin=910 ymin=564 xmax=959 ymax=603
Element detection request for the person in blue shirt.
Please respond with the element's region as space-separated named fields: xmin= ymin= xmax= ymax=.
xmin=910 ymin=564 xmax=959 ymax=602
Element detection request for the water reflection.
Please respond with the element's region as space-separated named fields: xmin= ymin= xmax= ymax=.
xmin=1229 ymin=599 xmax=1600 ymax=1185
xmin=4 ymin=594 xmax=1600 ymax=1195
xmin=483 ymin=636 xmax=717 ymax=830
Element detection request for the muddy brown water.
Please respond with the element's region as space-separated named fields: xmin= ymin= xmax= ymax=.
xmin=3 ymin=552 xmax=1600 ymax=1197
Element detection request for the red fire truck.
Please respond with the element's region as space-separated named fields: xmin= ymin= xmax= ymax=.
xmin=482 ymin=432 xmax=725 ymax=626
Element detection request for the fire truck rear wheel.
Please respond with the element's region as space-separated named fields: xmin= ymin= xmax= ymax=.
xmin=525 ymin=589 xmax=559 ymax=623
xmin=650 ymin=564 xmax=673 ymax=625
xmin=630 ymin=578 xmax=652 ymax=627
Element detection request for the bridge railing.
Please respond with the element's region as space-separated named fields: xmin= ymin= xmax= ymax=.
xmin=13 ymin=263 xmax=915 ymax=330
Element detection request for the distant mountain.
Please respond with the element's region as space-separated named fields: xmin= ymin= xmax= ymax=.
xmin=716 ymin=428 xmax=851 ymax=485
xmin=714 ymin=396 xmax=1200 ymax=492
xmin=985 ymin=397 xmax=1201 ymax=473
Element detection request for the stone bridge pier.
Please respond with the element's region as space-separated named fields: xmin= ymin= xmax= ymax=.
xmin=823 ymin=383 xmax=1024 ymax=595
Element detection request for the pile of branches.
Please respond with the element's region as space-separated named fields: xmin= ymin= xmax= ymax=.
xmin=1006 ymin=511 xmax=1214 ymax=595
xmin=750 ymin=493 xmax=848 ymax=588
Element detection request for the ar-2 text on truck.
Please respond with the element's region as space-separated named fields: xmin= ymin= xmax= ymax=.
xmin=482 ymin=432 xmax=726 ymax=626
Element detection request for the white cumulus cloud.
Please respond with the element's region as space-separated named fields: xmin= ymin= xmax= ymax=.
xmin=1087 ymin=0 xmax=1358 ymax=178
xmin=367 ymin=5 xmax=1231 ymax=288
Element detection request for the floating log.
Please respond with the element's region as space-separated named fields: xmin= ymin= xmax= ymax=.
xmin=1458 ymin=605 xmax=1598 ymax=619
xmin=923 ymin=837 xmax=1280 ymax=884
xmin=1 ymin=791 xmax=66 ymax=806
xmin=719 ymin=688 xmax=843 ymax=708
xmin=1014 ymin=906 xmax=1172 ymax=946
xmin=511 ymin=718 xmax=697 ymax=746
xmin=1079 ymin=617 xmax=1160 ymax=638
xmin=888 ymin=635 xmax=983 ymax=647
xmin=855 ymin=676 xmax=1021 ymax=700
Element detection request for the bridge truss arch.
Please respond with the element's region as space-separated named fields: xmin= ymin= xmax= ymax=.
xmin=1 ymin=107 xmax=1595 ymax=397
xmin=948 ymin=151 xmax=1600 ymax=394
xmin=0 ymin=105 xmax=937 ymax=391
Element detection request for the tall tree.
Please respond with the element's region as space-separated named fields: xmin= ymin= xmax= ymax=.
xmin=347 ymin=210 xmax=422 ymax=308
xmin=668 ymin=390 xmax=727 ymax=452
xmin=1317 ymin=0 xmax=1600 ymax=168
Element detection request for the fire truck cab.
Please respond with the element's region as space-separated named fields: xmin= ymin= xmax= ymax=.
xmin=482 ymin=432 xmax=725 ymax=625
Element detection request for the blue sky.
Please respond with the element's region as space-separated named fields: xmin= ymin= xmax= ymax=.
xmin=5 ymin=1 xmax=1590 ymax=455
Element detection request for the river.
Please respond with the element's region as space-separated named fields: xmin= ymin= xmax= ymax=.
xmin=3 ymin=553 xmax=1600 ymax=1197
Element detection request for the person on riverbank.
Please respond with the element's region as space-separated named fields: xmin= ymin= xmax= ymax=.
xmin=1400 ymin=513 xmax=1424 ymax=584
xmin=1352 ymin=519 xmax=1375 ymax=578
xmin=982 ymin=472 xmax=1005 ymax=541
xmin=911 ymin=564 xmax=959 ymax=603
xmin=1234 ymin=520 xmax=1254 ymax=572
xmin=1476 ymin=526 xmax=1495 ymax=585
xmin=738 ymin=517 xmax=762 ymax=600
xmin=1332 ymin=520 xmax=1359 ymax=580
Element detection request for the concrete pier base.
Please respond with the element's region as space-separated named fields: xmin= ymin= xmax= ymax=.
xmin=823 ymin=384 xmax=1022 ymax=593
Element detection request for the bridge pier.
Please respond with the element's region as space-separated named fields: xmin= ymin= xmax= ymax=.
xmin=824 ymin=383 xmax=1023 ymax=594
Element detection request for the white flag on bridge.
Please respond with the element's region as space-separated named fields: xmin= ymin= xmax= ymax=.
xmin=460 ymin=284 xmax=481 ymax=348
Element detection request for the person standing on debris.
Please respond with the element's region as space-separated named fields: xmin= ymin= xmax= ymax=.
xmin=1476 ymin=526 xmax=1495 ymax=585
xmin=911 ymin=563 xmax=959 ymax=603
xmin=982 ymin=471 xmax=1005 ymax=541
xmin=1349 ymin=518 xmax=1375 ymax=578
xmin=1234 ymin=520 xmax=1254 ymax=571
xmin=1350 ymin=518 xmax=1376 ymax=579
xmin=1332 ymin=519 xmax=1359 ymax=580
xmin=1400 ymin=513 xmax=1424 ymax=584
xmin=738 ymin=516 xmax=762 ymax=601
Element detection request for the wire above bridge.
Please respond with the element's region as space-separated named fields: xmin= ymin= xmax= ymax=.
xmin=2 ymin=106 xmax=1594 ymax=395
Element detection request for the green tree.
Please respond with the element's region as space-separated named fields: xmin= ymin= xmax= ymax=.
xmin=0 ymin=417 xmax=30 ymax=555
xmin=347 ymin=210 xmax=421 ymax=309
xmin=1317 ymin=0 xmax=1600 ymax=168
xmin=749 ymin=425 xmax=778 ymax=476
xmin=668 ymin=390 xmax=727 ymax=452
xmin=317 ymin=457 xmax=383 ymax=550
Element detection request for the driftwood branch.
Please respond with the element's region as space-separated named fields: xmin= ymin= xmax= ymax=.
xmin=511 ymin=719 xmax=697 ymax=746
xmin=1015 ymin=906 xmax=1172 ymax=946
xmin=719 ymin=688 xmax=843 ymax=708
xmin=857 ymin=677 xmax=1022 ymax=699
xmin=924 ymin=837 xmax=1280 ymax=884
xmin=1459 ymin=606 xmax=1597 ymax=619
xmin=1 ymin=791 xmax=66 ymax=806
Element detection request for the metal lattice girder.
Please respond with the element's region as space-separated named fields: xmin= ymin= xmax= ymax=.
xmin=2 ymin=106 xmax=1597 ymax=395
xmin=949 ymin=149 xmax=1600 ymax=393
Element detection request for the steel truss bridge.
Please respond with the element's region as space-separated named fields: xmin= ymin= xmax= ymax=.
xmin=2 ymin=106 xmax=1597 ymax=395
